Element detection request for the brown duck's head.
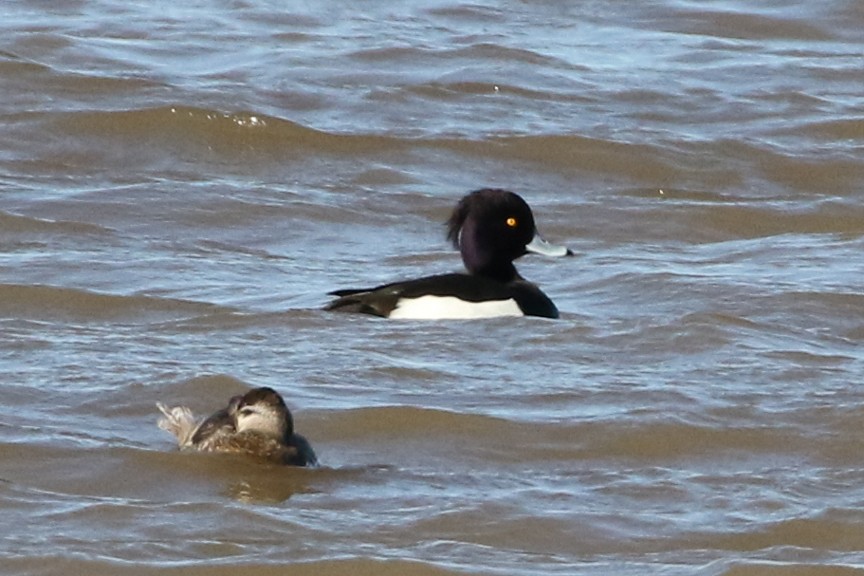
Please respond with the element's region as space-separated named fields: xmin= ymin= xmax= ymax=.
xmin=230 ymin=387 xmax=293 ymax=440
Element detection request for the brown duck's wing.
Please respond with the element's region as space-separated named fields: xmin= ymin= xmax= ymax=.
xmin=191 ymin=408 xmax=234 ymax=447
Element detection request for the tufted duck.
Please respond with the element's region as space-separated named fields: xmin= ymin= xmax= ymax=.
xmin=325 ymin=188 xmax=571 ymax=319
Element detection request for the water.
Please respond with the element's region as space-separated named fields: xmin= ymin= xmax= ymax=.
xmin=2 ymin=0 xmax=864 ymax=574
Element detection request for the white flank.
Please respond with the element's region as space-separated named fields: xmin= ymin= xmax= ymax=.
xmin=389 ymin=295 xmax=523 ymax=320
xmin=156 ymin=403 xmax=200 ymax=448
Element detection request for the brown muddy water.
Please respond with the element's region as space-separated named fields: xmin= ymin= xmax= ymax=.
xmin=2 ymin=1 xmax=864 ymax=574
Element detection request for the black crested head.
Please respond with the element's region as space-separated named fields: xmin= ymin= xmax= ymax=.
xmin=446 ymin=188 xmax=537 ymax=281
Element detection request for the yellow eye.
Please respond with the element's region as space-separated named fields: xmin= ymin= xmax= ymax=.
xmin=505 ymin=217 xmax=517 ymax=228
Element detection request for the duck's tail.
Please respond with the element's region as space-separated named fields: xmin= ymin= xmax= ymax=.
xmin=156 ymin=403 xmax=200 ymax=448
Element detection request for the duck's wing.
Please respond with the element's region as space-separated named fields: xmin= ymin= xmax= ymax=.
xmin=324 ymin=286 xmax=400 ymax=316
xmin=325 ymin=273 xmax=510 ymax=317
xmin=189 ymin=407 xmax=235 ymax=448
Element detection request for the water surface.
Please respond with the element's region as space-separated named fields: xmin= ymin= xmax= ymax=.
xmin=2 ymin=0 xmax=864 ymax=574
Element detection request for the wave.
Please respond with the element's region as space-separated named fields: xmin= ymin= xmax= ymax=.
xmin=0 ymin=283 xmax=223 ymax=322
xmin=689 ymin=13 xmax=830 ymax=41
xmin=716 ymin=561 xmax=864 ymax=576
xmin=42 ymin=105 xmax=401 ymax=155
xmin=312 ymin=405 xmax=819 ymax=463
xmin=0 ymin=210 xmax=112 ymax=237
xmin=678 ymin=200 xmax=864 ymax=240
xmin=11 ymin=102 xmax=859 ymax=199
xmin=2 ymin=556 xmax=464 ymax=576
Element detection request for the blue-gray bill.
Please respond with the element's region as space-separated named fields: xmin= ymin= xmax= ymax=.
xmin=525 ymin=233 xmax=573 ymax=258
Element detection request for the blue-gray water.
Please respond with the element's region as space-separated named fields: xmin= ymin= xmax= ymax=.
xmin=2 ymin=1 xmax=864 ymax=574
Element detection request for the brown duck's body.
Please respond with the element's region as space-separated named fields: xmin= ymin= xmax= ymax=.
xmin=157 ymin=387 xmax=318 ymax=467
xmin=202 ymin=430 xmax=313 ymax=466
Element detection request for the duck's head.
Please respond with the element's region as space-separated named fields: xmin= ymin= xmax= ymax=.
xmin=230 ymin=387 xmax=293 ymax=440
xmin=446 ymin=188 xmax=571 ymax=281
